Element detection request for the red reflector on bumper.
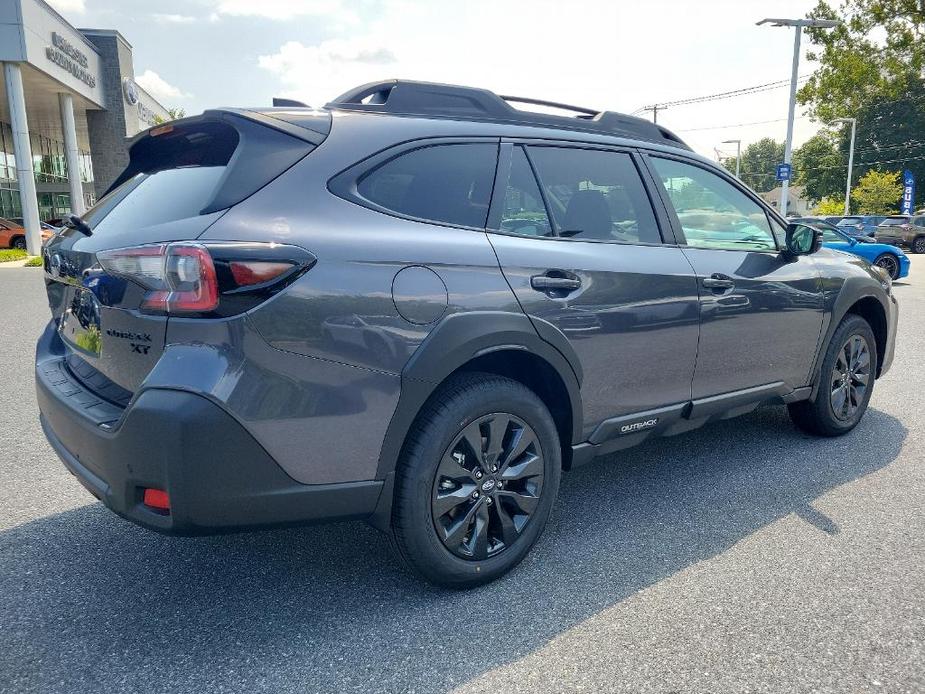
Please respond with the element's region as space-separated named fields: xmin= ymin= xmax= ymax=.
xmin=143 ymin=488 xmax=170 ymax=511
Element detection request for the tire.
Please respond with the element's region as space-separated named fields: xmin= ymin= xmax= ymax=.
xmin=10 ymin=236 xmax=25 ymax=251
xmin=788 ymin=314 xmax=877 ymax=437
xmin=390 ymin=372 xmax=561 ymax=588
xmin=873 ymin=253 xmax=900 ymax=280
xmin=913 ymin=236 xmax=925 ymax=254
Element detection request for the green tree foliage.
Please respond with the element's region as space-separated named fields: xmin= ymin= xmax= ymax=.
xmin=798 ymin=0 xmax=925 ymax=209
xmin=792 ymin=132 xmax=847 ymax=203
xmin=722 ymin=138 xmax=784 ymax=193
xmin=851 ymin=169 xmax=903 ymax=213
xmin=814 ymin=196 xmax=846 ymax=215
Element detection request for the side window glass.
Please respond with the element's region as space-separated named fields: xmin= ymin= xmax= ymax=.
xmin=651 ymin=157 xmax=777 ymax=251
xmin=821 ymin=228 xmax=843 ymax=243
xmin=527 ymin=146 xmax=661 ymax=244
xmin=500 ymin=147 xmax=552 ymax=237
xmin=356 ymin=143 xmax=497 ymax=228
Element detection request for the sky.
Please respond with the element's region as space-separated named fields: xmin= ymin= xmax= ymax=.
xmin=48 ymin=0 xmax=829 ymax=161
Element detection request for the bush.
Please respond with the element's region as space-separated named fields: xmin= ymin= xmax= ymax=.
xmin=0 ymin=249 xmax=27 ymax=263
xmin=24 ymin=256 xmax=43 ymax=267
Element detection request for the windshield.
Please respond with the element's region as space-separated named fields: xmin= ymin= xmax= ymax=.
xmin=879 ymin=217 xmax=909 ymax=226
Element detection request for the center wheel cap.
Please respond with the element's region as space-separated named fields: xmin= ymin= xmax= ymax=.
xmin=481 ymin=478 xmax=496 ymax=493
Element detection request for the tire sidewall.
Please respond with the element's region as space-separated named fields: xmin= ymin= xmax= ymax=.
xmin=874 ymin=253 xmax=899 ymax=280
xmin=395 ymin=376 xmax=561 ymax=587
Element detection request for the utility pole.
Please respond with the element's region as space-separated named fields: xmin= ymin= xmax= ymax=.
xmin=758 ymin=17 xmax=840 ymax=216
xmin=722 ymin=139 xmax=742 ymax=178
xmin=832 ymin=117 xmax=857 ymax=215
xmin=641 ymin=104 xmax=665 ymax=123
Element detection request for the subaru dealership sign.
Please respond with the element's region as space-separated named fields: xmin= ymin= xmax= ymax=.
xmin=901 ymin=170 xmax=915 ymax=215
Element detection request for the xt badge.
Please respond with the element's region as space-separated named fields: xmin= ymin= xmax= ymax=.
xmin=130 ymin=343 xmax=151 ymax=355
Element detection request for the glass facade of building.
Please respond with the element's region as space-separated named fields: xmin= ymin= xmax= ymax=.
xmin=0 ymin=121 xmax=93 ymax=220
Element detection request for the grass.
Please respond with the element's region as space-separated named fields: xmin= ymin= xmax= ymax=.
xmin=0 ymin=249 xmax=27 ymax=263
xmin=23 ymin=256 xmax=43 ymax=267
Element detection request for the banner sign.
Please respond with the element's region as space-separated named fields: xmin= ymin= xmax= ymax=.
xmin=901 ymin=169 xmax=915 ymax=215
xmin=776 ymin=163 xmax=792 ymax=182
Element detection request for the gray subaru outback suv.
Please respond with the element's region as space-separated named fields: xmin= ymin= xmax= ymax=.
xmin=37 ymin=80 xmax=898 ymax=587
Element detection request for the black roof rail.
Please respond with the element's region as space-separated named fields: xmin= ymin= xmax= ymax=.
xmin=325 ymin=79 xmax=691 ymax=150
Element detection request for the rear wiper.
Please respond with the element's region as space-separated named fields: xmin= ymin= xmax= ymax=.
xmin=67 ymin=214 xmax=92 ymax=237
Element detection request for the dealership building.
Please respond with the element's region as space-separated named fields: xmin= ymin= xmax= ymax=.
xmin=1 ymin=0 xmax=170 ymax=252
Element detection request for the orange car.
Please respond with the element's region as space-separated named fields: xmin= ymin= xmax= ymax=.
xmin=0 ymin=217 xmax=56 ymax=250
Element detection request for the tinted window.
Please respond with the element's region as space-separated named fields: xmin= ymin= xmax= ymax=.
xmin=821 ymin=228 xmax=844 ymax=243
xmin=357 ymin=143 xmax=496 ymax=228
xmin=499 ymin=147 xmax=552 ymax=237
xmin=838 ymin=217 xmax=862 ymax=226
xmin=527 ymin=146 xmax=661 ymax=243
xmin=83 ymin=166 xmax=227 ymax=235
xmin=879 ymin=217 xmax=908 ymax=226
xmin=915 ymin=217 xmax=925 ymax=227
xmin=651 ymin=157 xmax=777 ymax=251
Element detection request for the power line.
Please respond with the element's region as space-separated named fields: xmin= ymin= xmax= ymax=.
xmin=632 ymin=75 xmax=811 ymax=115
xmin=740 ymin=153 xmax=925 ymax=178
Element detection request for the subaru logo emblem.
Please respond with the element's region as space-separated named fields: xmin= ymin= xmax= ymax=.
xmin=481 ymin=478 xmax=496 ymax=493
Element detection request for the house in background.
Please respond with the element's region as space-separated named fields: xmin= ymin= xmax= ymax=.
xmin=759 ymin=185 xmax=813 ymax=217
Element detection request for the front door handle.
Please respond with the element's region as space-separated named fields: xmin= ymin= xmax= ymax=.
xmin=531 ymin=274 xmax=582 ymax=292
xmin=702 ymin=274 xmax=735 ymax=291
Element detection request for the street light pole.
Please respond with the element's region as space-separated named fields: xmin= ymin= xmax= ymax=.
xmin=832 ymin=117 xmax=857 ymax=215
xmin=758 ymin=17 xmax=840 ymax=217
xmin=722 ymin=139 xmax=741 ymax=178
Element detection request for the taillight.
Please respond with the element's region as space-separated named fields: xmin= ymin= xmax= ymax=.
xmin=97 ymin=242 xmax=315 ymax=317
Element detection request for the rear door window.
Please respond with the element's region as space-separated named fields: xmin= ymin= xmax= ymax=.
xmin=356 ymin=143 xmax=497 ymax=228
xmin=499 ymin=146 xmax=552 ymax=237
xmin=526 ymin=146 xmax=662 ymax=244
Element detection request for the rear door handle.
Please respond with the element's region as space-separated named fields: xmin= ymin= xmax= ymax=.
xmin=701 ymin=274 xmax=735 ymax=290
xmin=531 ymin=274 xmax=582 ymax=292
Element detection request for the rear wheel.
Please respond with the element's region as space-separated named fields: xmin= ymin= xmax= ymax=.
xmin=913 ymin=236 xmax=925 ymax=254
xmin=11 ymin=236 xmax=25 ymax=251
xmin=873 ymin=253 xmax=900 ymax=280
xmin=391 ymin=372 xmax=561 ymax=587
xmin=788 ymin=314 xmax=877 ymax=436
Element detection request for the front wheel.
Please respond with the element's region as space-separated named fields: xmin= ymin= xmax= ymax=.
xmin=788 ymin=314 xmax=877 ymax=436
xmin=11 ymin=236 xmax=26 ymax=251
xmin=913 ymin=236 xmax=925 ymax=254
xmin=873 ymin=253 xmax=900 ymax=280
xmin=390 ymin=372 xmax=561 ymax=587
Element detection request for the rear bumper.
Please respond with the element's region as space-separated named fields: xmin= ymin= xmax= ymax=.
xmin=36 ymin=328 xmax=383 ymax=535
xmin=880 ymin=293 xmax=899 ymax=377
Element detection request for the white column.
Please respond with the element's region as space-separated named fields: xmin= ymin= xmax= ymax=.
xmin=3 ymin=62 xmax=42 ymax=255
xmin=780 ymin=25 xmax=802 ymax=217
xmin=58 ymin=92 xmax=85 ymax=217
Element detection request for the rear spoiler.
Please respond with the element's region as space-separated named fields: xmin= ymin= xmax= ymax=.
xmin=106 ymin=109 xmax=330 ymax=214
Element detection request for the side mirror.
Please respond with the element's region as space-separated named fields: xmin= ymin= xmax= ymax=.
xmin=785 ymin=223 xmax=822 ymax=257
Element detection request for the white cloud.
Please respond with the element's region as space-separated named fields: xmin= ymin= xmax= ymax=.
xmin=135 ymin=69 xmax=192 ymax=101
xmin=152 ymin=13 xmax=197 ymax=24
xmin=208 ymin=0 xmax=356 ymax=22
xmin=46 ymin=0 xmax=85 ymax=14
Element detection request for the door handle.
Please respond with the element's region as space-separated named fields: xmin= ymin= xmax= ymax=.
xmin=531 ymin=274 xmax=582 ymax=292
xmin=701 ymin=274 xmax=735 ymax=290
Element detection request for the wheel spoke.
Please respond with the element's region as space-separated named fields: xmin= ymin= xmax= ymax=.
xmin=441 ymin=500 xmax=482 ymax=550
xmin=500 ymin=451 xmax=543 ymax=482
xmin=497 ymin=488 xmax=539 ymax=516
xmin=492 ymin=500 xmax=520 ymax=547
xmin=831 ymin=384 xmax=847 ymax=416
xmin=498 ymin=425 xmax=534 ymax=474
xmin=433 ymin=483 xmax=477 ymax=518
xmin=459 ymin=422 xmax=485 ymax=464
xmin=468 ymin=503 xmax=491 ymax=559
xmin=483 ymin=415 xmax=510 ymax=469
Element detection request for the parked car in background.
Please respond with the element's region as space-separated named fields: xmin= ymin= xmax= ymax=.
xmin=36 ymin=79 xmax=898 ymax=587
xmin=812 ymin=223 xmax=910 ymax=280
xmin=791 ymin=217 xmax=867 ymax=239
xmin=875 ymin=215 xmax=925 ymax=254
xmin=823 ymin=216 xmax=844 ymax=225
xmin=0 ymin=217 xmax=55 ymax=249
xmin=837 ymin=215 xmax=885 ymax=239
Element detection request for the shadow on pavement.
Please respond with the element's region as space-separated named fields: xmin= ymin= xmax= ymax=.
xmin=0 ymin=405 xmax=906 ymax=693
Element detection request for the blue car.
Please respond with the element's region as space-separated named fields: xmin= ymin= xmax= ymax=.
xmin=818 ymin=224 xmax=910 ymax=280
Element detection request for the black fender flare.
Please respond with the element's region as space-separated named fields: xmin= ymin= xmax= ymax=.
xmin=808 ymin=278 xmax=890 ymax=400
xmin=374 ymin=310 xmax=583 ymax=483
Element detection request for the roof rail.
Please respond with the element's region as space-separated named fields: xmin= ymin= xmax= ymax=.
xmin=326 ymin=80 xmax=690 ymax=150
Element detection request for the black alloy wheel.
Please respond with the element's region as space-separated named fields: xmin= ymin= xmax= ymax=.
xmin=12 ymin=237 xmax=26 ymax=251
xmin=874 ymin=253 xmax=899 ymax=280
xmin=829 ymin=334 xmax=872 ymax=422
xmin=914 ymin=236 xmax=925 ymax=254
xmin=431 ymin=413 xmax=544 ymax=560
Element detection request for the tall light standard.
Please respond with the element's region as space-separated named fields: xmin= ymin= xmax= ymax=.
xmin=722 ymin=139 xmax=742 ymax=178
xmin=831 ymin=117 xmax=857 ymax=215
xmin=758 ymin=17 xmax=840 ymax=216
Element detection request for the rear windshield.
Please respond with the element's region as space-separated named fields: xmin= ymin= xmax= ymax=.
xmin=878 ymin=217 xmax=909 ymax=226
xmin=81 ymin=167 xmax=228 ymax=233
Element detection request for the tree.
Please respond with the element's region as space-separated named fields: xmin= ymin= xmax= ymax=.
xmin=851 ymin=170 xmax=903 ymax=214
xmin=152 ymin=108 xmax=187 ymax=125
xmin=792 ymin=132 xmax=847 ymax=203
xmin=722 ymin=138 xmax=784 ymax=193
xmin=798 ymin=1 xmax=925 ymax=209
xmin=814 ymin=196 xmax=846 ymax=215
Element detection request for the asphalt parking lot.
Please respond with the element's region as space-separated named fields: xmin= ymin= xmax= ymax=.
xmin=1 ymin=258 xmax=923 ymax=694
